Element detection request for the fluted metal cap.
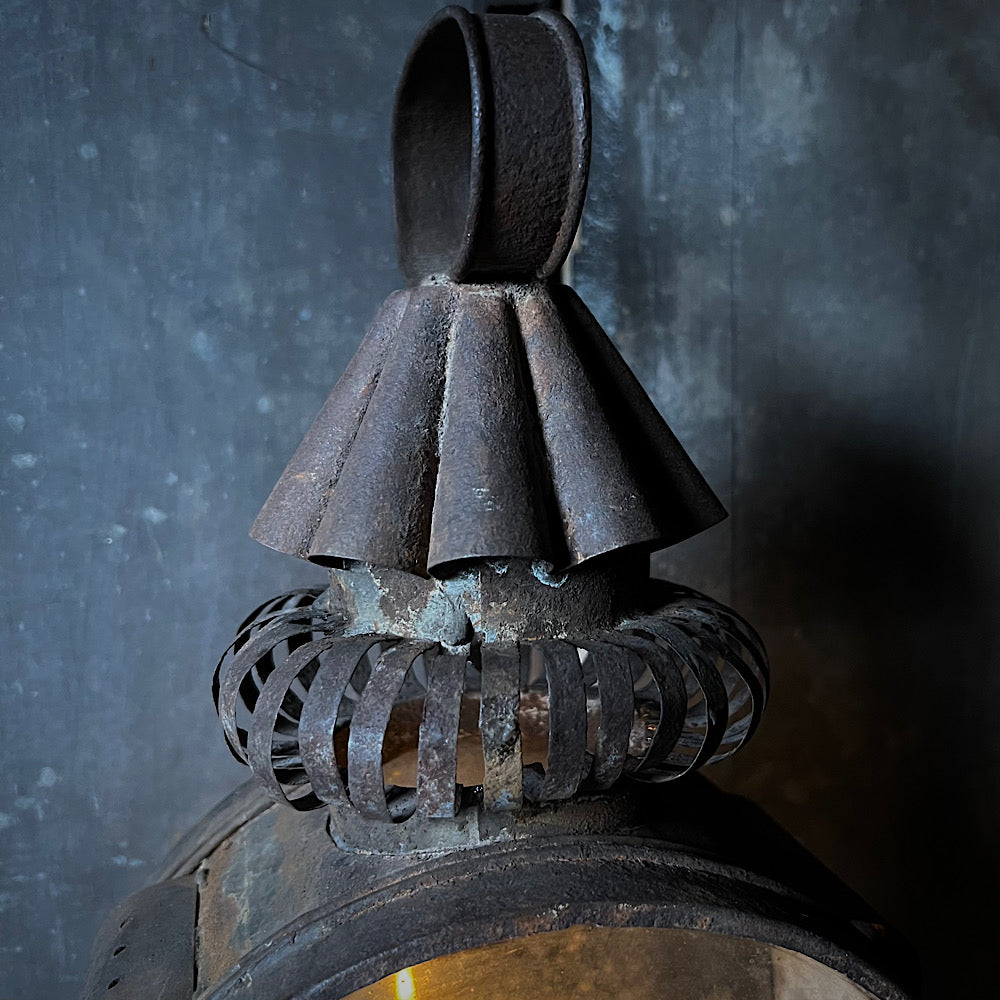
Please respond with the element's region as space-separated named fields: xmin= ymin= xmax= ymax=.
xmin=250 ymin=282 xmax=726 ymax=577
xmin=251 ymin=7 xmax=725 ymax=575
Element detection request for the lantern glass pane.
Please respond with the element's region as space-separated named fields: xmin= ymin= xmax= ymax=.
xmin=343 ymin=926 xmax=875 ymax=1000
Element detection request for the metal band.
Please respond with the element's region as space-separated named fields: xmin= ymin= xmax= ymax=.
xmin=416 ymin=649 xmax=467 ymax=819
xmin=536 ymin=640 xmax=589 ymax=800
xmin=348 ymin=643 xmax=433 ymax=819
xmin=479 ymin=643 xmax=523 ymax=811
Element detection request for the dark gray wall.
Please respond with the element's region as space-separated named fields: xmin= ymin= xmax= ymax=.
xmin=1 ymin=1 xmax=996 ymax=998
xmin=573 ymin=2 xmax=1000 ymax=997
xmin=0 ymin=1 xmax=440 ymax=993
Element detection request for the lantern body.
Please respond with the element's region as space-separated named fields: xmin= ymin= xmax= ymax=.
xmin=83 ymin=778 xmax=915 ymax=1000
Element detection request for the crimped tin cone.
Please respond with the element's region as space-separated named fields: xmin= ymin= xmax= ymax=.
xmin=251 ymin=282 xmax=726 ymax=576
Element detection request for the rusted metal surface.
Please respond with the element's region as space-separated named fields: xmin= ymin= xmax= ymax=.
xmin=251 ymin=281 xmax=726 ymax=577
xmin=213 ymin=0 xmax=773 ymax=863
xmin=347 ymin=642 xmax=434 ymax=820
xmin=251 ymin=6 xmax=724 ymax=578
xmin=98 ymin=778 xmax=915 ymax=1000
xmin=150 ymin=782 xmax=274 ymax=884
xmin=393 ymin=7 xmax=589 ymax=284
xmin=72 ymin=1 xmax=943 ymax=996
xmin=81 ymin=880 xmax=197 ymax=1000
xmin=213 ymin=575 xmax=769 ymax=848
xmin=414 ymin=651 xmax=466 ymax=818
xmin=478 ymin=641 xmax=524 ymax=811
xmin=198 ymin=841 xmax=910 ymax=1000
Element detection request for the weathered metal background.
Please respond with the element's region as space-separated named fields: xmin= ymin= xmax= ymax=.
xmin=1 ymin=2 xmax=997 ymax=999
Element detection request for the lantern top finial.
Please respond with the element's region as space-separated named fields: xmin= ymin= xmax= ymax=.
xmin=218 ymin=5 xmax=766 ymax=846
xmin=250 ymin=6 xmax=725 ymax=578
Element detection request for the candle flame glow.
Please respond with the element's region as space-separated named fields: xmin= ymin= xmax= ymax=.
xmin=394 ymin=968 xmax=416 ymax=1000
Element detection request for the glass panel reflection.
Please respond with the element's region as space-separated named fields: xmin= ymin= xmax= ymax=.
xmin=345 ymin=926 xmax=875 ymax=1000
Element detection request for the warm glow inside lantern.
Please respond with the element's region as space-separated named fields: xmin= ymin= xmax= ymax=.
xmin=346 ymin=929 xmax=878 ymax=1000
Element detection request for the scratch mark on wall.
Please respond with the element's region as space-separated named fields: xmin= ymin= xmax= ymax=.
xmin=199 ymin=13 xmax=295 ymax=89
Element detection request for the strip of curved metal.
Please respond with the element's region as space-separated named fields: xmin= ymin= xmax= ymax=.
xmin=535 ymin=639 xmax=589 ymax=800
xmin=247 ymin=637 xmax=345 ymax=810
xmin=607 ymin=632 xmax=693 ymax=779
xmin=348 ymin=643 xmax=434 ymax=820
xmin=632 ymin=618 xmax=730 ymax=769
xmin=479 ymin=642 xmax=524 ymax=811
xmin=393 ymin=6 xmax=486 ymax=285
xmin=299 ymin=636 xmax=390 ymax=813
xmin=216 ymin=612 xmax=330 ymax=761
xmin=581 ymin=639 xmax=633 ymax=788
xmin=415 ymin=651 xmax=465 ymax=818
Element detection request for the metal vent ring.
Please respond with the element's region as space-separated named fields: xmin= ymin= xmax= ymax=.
xmin=214 ymin=586 xmax=768 ymax=823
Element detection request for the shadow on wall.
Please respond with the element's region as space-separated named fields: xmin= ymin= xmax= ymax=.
xmin=711 ymin=384 xmax=999 ymax=997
